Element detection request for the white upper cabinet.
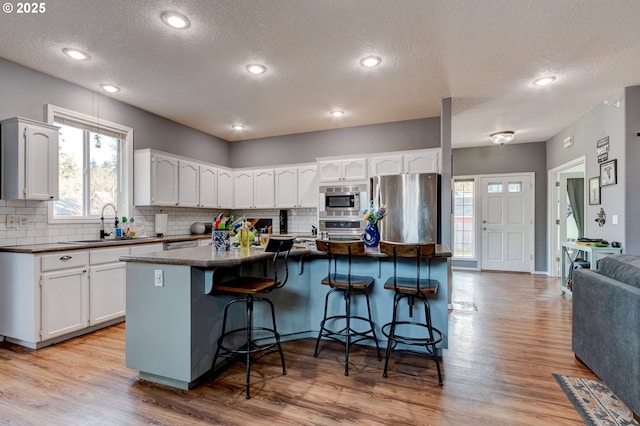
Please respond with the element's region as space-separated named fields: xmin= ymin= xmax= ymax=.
xmin=369 ymin=149 xmax=441 ymax=176
xmin=275 ymin=164 xmax=318 ymax=208
xmin=152 ymin=153 xmax=179 ymax=206
xmin=404 ymin=148 xmax=440 ymax=173
xmin=318 ymin=158 xmax=367 ymax=182
xmin=135 ymin=149 xmax=230 ymax=208
xmin=369 ymin=155 xmax=404 ymax=176
xmin=198 ymin=164 xmax=217 ymax=208
xmin=234 ymin=169 xmax=275 ymax=209
xmin=177 ymin=160 xmax=199 ymax=207
xmin=216 ymin=169 xmax=233 ymax=209
xmin=1 ymin=117 xmax=59 ymax=200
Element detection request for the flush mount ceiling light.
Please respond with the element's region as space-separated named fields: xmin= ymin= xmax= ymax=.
xmin=100 ymin=84 xmax=120 ymax=93
xmin=231 ymin=124 xmax=245 ymax=131
xmin=62 ymin=48 xmax=90 ymax=61
xmin=161 ymin=11 xmax=191 ymax=29
xmin=360 ymin=55 xmax=382 ymax=68
xmin=246 ymin=64 xmax=267 ymax=75
xmin=490 ymin=131 xmax=515 ymax=145
xmin=330 ymin=110 xmax=344 ymax=118
xmin=533 ymin=76 xmax=556 ymax=87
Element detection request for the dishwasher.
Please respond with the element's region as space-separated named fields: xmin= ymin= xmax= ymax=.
xmin=163 ymin=240 xmax=200 ymax=250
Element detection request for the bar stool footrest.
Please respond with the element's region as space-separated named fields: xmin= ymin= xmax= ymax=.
xmin=381 ymin=321 xmax=444 ymax=347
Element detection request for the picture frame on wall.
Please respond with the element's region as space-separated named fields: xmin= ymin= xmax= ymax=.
xmin=600 ymin=159 xmax=617 ymax=186
xmin=589 ymin=176 xmax=601 ymax=205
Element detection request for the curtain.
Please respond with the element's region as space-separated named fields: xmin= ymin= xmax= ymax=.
xmin=567 ymin=178 xmax=584 ymax=238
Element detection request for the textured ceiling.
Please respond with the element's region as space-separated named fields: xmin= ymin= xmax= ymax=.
xmin=1 ymin=0 xmax=639 ymax=147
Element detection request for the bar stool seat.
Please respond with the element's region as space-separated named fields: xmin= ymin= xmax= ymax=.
xmin=313 ymin=240 xmax=381 ymax=376
xmin=211 ymin=237 xmax=294 ymax=399
xmin=379 ymin=241 xmax=443 ymax=385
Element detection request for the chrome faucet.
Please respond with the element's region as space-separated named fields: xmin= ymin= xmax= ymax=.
xmin=100 ymin=203 xmax=119 ymax=239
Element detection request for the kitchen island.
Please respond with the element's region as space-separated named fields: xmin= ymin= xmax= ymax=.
xmin=121 ymin=243 xmax=451 ymax=389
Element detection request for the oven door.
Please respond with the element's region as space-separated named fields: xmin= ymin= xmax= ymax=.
xmin=319 ymin=219 xmax=365 ymax=240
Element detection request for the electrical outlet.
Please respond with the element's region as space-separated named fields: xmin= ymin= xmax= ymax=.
xmin=6 ymin=215 xmax=18 ymax=229
xmin=154 ymin=269 xmax=164 ymax=287
xmin=19 ymin=216 xmax=28 ymax=227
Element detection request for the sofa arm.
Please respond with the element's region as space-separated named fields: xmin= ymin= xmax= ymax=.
xmin=572 ymin=268 xmax=640 ymax=417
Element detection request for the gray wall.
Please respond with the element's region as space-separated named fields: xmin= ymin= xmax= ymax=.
xmin=452 ymin=142 xmax=548 ymax=272
xmin=0 ymin=58 xmax=230 ymax=165
xmin=228 ymin=117 xmax=440 ymax=167
xmin=546 ymin=88 xmax=628 ymax=249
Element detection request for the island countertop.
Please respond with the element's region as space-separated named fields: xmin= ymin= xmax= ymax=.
xmin=119 ymin=243 xmax=452 ymax=268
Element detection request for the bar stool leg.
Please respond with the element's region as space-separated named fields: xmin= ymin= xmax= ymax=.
xmin=364 ymin=291 xmax=382 ymax=361
xmin=245 ymin=295 xmax=253 ymax=399
xmin=314 ymin=288 xmax=334 ymax=357
xmin=383 ymin=293 xmax=402 ymax=378
xmin=344 ymin=289 xmax=351 ymax=376
xmin=263 ymin=296 xmax=286 ymax=376
xmin=421 ymin=294 xmax=442 ymax=386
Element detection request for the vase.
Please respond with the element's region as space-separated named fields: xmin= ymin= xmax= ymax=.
xmin=363 ymin=222 xmax=380 ymax=248
xmin=212 ymin=230 xmax=230 ymax=251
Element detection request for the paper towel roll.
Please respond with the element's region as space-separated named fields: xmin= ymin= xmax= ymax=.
xmin=155 ymin=213 xmax=168 ymax=236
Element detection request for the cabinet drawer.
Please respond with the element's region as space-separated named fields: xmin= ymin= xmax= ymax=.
xmin=41 ymin=251 xmax=89 ymax=272
xmin=90 ymin=247 xmax=130 ymax=265
xmin=129 ymin=243 xmax=164 ymax=255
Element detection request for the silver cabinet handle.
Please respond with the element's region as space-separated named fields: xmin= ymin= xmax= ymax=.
xmin=60 ymin=255 xmax=72 ymax=261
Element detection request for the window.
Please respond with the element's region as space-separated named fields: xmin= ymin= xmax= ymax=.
xmin=46 ymin=105 xmax=133 ymax=223
xmin=453 ymin=179 xmax=475 ymax=259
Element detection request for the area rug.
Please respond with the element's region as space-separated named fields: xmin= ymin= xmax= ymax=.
xmin=553 ymin=374 xmax=639 ymax=426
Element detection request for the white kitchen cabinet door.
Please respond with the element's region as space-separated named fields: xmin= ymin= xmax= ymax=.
xmin=41 ymin=267 xmax=89 ymax=340
xmin=297 ymin=165 xmax=318 ymax=207
xmin=370 ymin=155 xmax=403 ymax=176
xmin=199 ymin=165 xmax=217 ymax=208
xmin=89 ymin=262 xmax=126 ymax=325
xmin=217 ymin=169 xmax=233 ymax=209
xmin=234 ymin=171 xmax=254 ymax=209
xmin=318 ymin=158 xmax=367 ymax=182
xmin=253 ymin=169 xmax=275 ymax=208
xmin=152 ymin=154 xmax=179 ymax=206
xmin=178 ymin=160 xmax=199 ymax=207
xmin=275 ymin=168 xmax=297 ymax=208
xmin=1 ymin=117 xmax=59 ymax=200
xmin=404 ymin=149 xmax=440 ymax=173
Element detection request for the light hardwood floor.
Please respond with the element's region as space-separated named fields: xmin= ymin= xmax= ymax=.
xmin=0 ymin=271 xmax=593 ymax=425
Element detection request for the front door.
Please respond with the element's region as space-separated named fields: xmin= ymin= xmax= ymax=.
xmin=480 ymin=174 xmax=534 ymax=272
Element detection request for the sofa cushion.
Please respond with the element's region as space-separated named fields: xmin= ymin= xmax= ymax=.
xmin=598 ymin=254 xmax=640 ymax=289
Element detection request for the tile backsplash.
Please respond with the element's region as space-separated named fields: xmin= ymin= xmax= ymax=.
xmin=0 ymin=199 xmax=318 ymax=246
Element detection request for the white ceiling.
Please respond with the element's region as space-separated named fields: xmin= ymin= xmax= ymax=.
xmin=1 ymin=0 xmax=640 ymax=147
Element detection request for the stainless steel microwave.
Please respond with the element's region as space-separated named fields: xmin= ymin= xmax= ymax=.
xmin=319 ymin=183 xmax=368 ymax=217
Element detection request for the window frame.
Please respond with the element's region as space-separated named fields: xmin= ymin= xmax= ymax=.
xmin=46 ymin=104 xmax=133 ymax=224
xmin=452 ymin=175 xmax=478 ymax=261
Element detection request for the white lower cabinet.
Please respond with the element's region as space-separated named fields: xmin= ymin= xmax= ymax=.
xmin=0 ymin=242 xmax=163 ymax=349
xmin=41 ymin=266 xmax=89 ymax=340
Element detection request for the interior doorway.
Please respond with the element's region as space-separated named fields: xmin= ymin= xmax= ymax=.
xmin=548 ymin=157 xmax=586 ymax=277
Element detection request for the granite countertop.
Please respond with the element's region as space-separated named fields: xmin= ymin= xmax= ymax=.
xmin=120 ymin=243 xmax=452 ymax=268
xmin=0 ymin=234 xmax=210 ymax=254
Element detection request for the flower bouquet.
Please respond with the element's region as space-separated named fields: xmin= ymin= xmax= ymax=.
xmin=363 ymin=201 xmax=386 ymax=247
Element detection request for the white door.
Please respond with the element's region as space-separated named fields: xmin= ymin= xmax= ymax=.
xmin=199 ymin=165 xmax=217 ymax=208
xmin=216 ymin=169 xmax=233 ymax=208
xmin=275 ymin=167 xmax=297 ymax=208
xmin=178 ymin=160 xmax=199 ymax=207
xmin=89 ymin=262 xmax=126 ymax=325
xmin=152 ymin=154 xmax=179 ymax=206
xmin=481 ymin=174 xmax=533 ymax=272
xmin=297 ymin=165 xmax=318 ymax=207
xmin=253 ymin=169 xmax=275 ymax=208
xmin=41 ymin=268 xmax=89 ymax=340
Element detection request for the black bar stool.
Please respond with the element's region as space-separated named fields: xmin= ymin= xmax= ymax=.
xmin=379 ymin=241 xmax=443 ymax=385
xmin=313 ymin=240 xmax=381 ymax=376
xmin=211 ymin=237 xmax=294 ymax=399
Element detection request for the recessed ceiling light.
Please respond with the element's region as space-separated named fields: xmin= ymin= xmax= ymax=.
xmin=100 ymin=84 xmax=120 ymax=93
xmin=533 ymin=76 xmax=556 ymax=87
xmin=330 ymin=110 xmax=344 ymax=118
xmin=360 ymin=56 xmax=381 ymax=68
xmin=246 ymin=64 xmax=267 ymax=75
xmin=490 ymin=131 xmax=515 ymax=145
xmin=161 ymin=11 xmax=191 ymax=29
xmin=62 ymin=48 xmax=90 ymax=61
xmin=231 ymin=124 xmax=245 ymax=130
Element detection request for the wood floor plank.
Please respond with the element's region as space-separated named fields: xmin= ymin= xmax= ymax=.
xmin=0 ymin=271 xmax=591 ymax=425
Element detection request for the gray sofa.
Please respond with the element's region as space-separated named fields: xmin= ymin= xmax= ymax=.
xmin=572 ymin=254 xmax=640 ymax=418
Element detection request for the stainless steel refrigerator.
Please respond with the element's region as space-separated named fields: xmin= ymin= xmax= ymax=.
xmin=370 ymin=173 xmax=440 ymax=243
